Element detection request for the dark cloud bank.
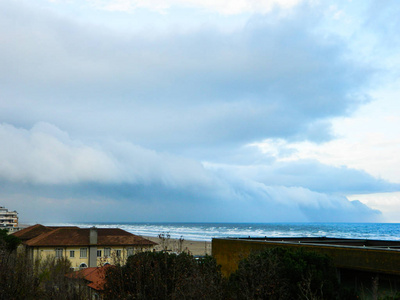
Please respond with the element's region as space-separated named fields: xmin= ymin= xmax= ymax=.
xmin=0 ymin=123 xmax=388 ymax=223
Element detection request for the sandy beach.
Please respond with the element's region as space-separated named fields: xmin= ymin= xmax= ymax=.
xmin=143 ymin=235 xmax=212 ymax=256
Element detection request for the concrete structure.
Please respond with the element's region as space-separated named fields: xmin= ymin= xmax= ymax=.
xmin=213 ymin=237 xmax=400 ymax=296
xmin=0 ymin=206 xmax=18 ymax=230
xmin=13 ymin=224 xmax=157 ymax=269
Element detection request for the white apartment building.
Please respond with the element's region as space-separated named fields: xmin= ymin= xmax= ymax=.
xmin=0 ymin=206 xmax=18 ymax=230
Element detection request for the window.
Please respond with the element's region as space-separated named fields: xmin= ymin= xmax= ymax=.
xmin=104 ymin=248 xmax=111 ymax=257
xmin=70 ymin=250 xmax=75 ymax=258
xmin=55 ymin=248 xmax=63 ymax=258
xmin=80 ymin=248 xmax=87 ymax=258
xmin=79 ymin=263 xmax=88 ymax=269
xmin=97 ymin=250 xmax=102 ymax=257
xmin=127 ymin=248 xmax=134 ymax=257
xmin=116 ymin=250 xmax=121 ymax=257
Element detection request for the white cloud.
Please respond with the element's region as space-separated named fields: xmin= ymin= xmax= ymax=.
xmin=253 ymin=81 xmax=400 ymax=184
xmin=0 ymin=122 xmax=214 ymax=187
xmin=87 ymin=0 xmax=304 ymax=14
xmin=0 ymin=123 xmax=118 ymax=184
xmin=0 ymin=0 xmax=370 ymax=150
xmin=348 ymin=192 xmax=400 ymax=223
xmin=254 ymin=135 xmax=400 ymax=184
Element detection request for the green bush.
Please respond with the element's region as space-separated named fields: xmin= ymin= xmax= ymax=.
xmin=104 ymin=252 xmax=224 ymax=300
xmin=0 ymin=228 xmax=20 ymax=252
xmin=228 ymin=247 xmax=339 ymax=300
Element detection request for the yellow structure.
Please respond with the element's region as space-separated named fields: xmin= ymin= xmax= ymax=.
xmin=212 ymin=237 xmax=400 ymax=277
xmin=212 ymin=236 xmax=400 ymax=298
xmin=13 ymin=224 xmax=157 ymax=269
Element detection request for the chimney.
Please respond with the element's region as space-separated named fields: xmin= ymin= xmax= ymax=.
xmin=90 ymin=227 xmax=98 ymax=245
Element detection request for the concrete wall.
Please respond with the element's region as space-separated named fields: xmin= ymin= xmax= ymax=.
xmin=212 ymin=238 xmax=400 ymax=277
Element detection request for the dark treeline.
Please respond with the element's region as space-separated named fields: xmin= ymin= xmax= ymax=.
xmin=103 ymin=248 xmax=358 ymax=300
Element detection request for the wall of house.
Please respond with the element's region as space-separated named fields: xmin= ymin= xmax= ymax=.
xmin=30 ymin=245 xmax=153 ymax=269
xmin=31 ymin=246 xmax=89 ymax=268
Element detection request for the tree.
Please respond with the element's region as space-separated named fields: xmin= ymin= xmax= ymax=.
xmin=0 ymin=228 xmax=20 ymax=252
xmin=0 ymin=241 xmax=88 ymax=300
xmin=228 ymin=247 xmax=339 ymax=300
xmin=104 ymin=251 xmax=224 ymax=300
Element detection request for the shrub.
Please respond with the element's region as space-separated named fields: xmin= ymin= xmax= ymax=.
xmin=0 ymin=228 xmax=20 ymax=252
xmin=104 ymin=251 xmax=224 ymax=300
xmin=0 ymin=250 xmax=88 ymax=300
xmin=228 ymin=247 xmax=339 ymax=300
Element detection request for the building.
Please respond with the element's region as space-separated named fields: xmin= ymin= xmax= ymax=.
xmin=68 ymin=266 xmax=110 ymax=299
xmin=13 ymin=224 xmax=157 ymax=269
xmin=213 ymin=236 xmax=400 ymax=297
xmin=0 ymin=206 xmax=18 ymax=230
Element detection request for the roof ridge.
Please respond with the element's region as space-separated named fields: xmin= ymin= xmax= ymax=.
xmin=23 ymin=226 xmax=157 ymax=247
xmin=25 ymin=227 xmax=64 ymax=246
xmin=12 ymin=224 xmax=55 ymax=240
xmin=12 ymin=224 xmax=44 ymax=235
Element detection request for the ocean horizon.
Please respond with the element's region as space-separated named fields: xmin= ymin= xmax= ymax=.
xmin=44 ymin=222 xmax=400 ymax=242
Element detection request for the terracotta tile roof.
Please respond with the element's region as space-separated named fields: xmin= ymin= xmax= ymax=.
xmin=68 ymin=265 xmax=112 ymax=291
xmin=47 ymin=226 xmax=79 ymax=230
xmin=25 ymin=227 xmax=157 ymax=247
xmin=12 ymin=224 xmax=54 ymax=241
xmin=66 ymin=265 xmax=113 ymax=291
xmin=97 ymin=228 xmax=157 ymax=246
xmin=12 ymin=224 xmax=79 ymax=242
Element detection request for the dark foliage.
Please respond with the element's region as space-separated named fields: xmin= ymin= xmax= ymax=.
xmin=0 ymin=229 xmax=20 ymax=252
xmin=0 ymin=250 xmax=39 ymax=299
xmin=0 ymin=248 xmax=88 ymax=300
xmin=103 ymin=252 xmax=224 ymax=300
xmin=103 ymin=248 xmax=345 ymax=300
xmin=228 ymin=247 xmax=339 ymax=300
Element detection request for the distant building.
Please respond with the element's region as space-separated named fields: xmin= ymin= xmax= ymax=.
xmin=0 ymin=206 xmax=18 ymax=230
xmin=13 ymin=224 xmax=157 ymax=269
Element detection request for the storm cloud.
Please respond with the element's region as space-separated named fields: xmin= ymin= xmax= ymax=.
xmin=0 ymin=0 xmax=369 ymax=149
xmin=0 ymin=0 xmax=398 ymax=222
xmin=0 ymin=123 xmax=383 ymax=222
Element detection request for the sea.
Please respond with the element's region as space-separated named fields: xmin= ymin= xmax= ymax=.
xmin=45 ymin=222 xmax=400 ymax=242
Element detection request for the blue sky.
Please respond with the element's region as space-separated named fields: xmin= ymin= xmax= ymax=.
xmin=1 ymin=0 xmax=400 ymax=223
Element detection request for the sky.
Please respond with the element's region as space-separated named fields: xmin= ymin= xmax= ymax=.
xmin=1 ymin=0 xmax=400 ymax=223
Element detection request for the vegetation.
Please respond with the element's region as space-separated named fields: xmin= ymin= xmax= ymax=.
xmin=227 ymin=247 xmax=339 ymax=300
xmin=0 ymin=231 xmax=88 ymax=300
xmin=158 ymin=232 xmax=186 ymax=254
xmin=0 ymin=228 xmax=20 ymax=252
xmin=102 ymin=247 xmax=349 ymax=300
xmin=104 ymin=251 xmax=224 ymax=299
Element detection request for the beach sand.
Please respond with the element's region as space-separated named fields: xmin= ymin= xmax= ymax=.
xmin=143 ymin=235 xmax=212 ymax=256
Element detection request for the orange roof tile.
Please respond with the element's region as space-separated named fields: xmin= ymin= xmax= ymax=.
xmin=12 ymin=224 xmax=80 ymax=242
xmin=25 ymin=227 xmax=157 ymax=247
xmin=68 ymin=266 xmax=112 ymax=291
xmin=12 ymin=224 xmax=54 ymax=241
